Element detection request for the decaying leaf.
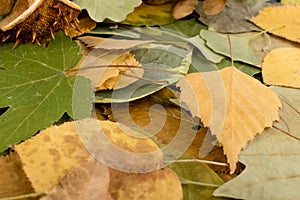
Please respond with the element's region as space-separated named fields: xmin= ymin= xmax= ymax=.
xmin=15 ymin=118 xmax=162 ymax=191
xmin=0 ymin=153 xmax=34 ymax=198
xmin=177 ymin=66 xmax=281 ymax=173
xmin=196 ymin=0 xmax=266 ymax=33
xmin=251 ymin=4 xmax=300 ymax=43
xmin=109 ymin=168 xmax=183 ymax=200
xmin=41 ymin=158 xmax=112 ymax=200
xmin=123 ymin=2 xmax=176 ymax=26
xmin=14 ymin=121 xmax=92 ymax=192
xmin=0 ymin=0 xmax=14 ymax=15
xmin=0 ymin=0 xmax=81 ymax=46
xmin=262 ymin=47 xmax=300 ymax=89
xmin=172 ymin=0 xmax=198 ymax=19
xmin=73 ymin=0 xmax=141 ymax=22
xmin=214 ymin=86 xmax=300 ymax=199
xmin=202 ymin=0 xmax=226 ymax=15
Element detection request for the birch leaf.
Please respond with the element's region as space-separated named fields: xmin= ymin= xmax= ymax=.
xmin=177 ymin=66 xmax=281 ymax=173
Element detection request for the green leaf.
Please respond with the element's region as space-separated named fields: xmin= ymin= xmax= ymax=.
xmin=0 ymin=32 xmax=93 ymax=152
xmin=168 ymin=157 xmax=227 ymax=200
xmin=122 ymin=2 xmax=176 ymax=26
xmin=95 ymin=44 xmax=192 ymax=103
xmin=73 ymin=0 xmax=141 ymax=22
xmin=200 ymin=30 xmax=262 ymax=66
xmin=214 ymin=86 xmax=300 ymax=199
xmin=161 ymin=18 xmax=207 ymax=37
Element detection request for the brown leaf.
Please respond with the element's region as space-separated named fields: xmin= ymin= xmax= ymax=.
xmin=109 ymin=168 xmax=183 ymax=200
xmin=202 ymin=0 xmax=226 ymax=15
xmin=172 ymin=0 xmax=198 ymax=19
xmin=0 ymin=153 xmax=34 ymax=198
xmin=40 ymin=158 xmax=112 ymax=200
xmin=177 ymin=66 xmax=281 ymax=173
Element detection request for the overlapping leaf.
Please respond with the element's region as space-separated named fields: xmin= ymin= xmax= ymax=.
xmin=0 ymin=32 xmax=93 ymax=152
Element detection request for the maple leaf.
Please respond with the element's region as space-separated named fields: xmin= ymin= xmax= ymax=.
xmin=0 ymin=32 xmax=93 ymax=152
xmin=177 ymin=65 xmax=281 ymax=173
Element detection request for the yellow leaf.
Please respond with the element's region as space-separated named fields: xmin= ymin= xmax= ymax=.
xmin=177 ymin=66 xmax=281 ymax=173
xmin=251 ymin=4 xmax=300 ymax=43
xmin=262 ymin=47 xmax=300 ymax=89
xmin=15 ymin=118 xmax=162 ymax=191
xmin=281 ymin=0 xmax=300 ymax=3
xmin=109 ymin=168 xmax=183 ymax=200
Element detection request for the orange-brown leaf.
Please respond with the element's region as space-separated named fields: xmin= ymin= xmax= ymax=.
xmin=177 ymin=66 xmax=281 ymax=173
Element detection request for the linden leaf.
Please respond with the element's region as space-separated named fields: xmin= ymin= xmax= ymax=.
xmin=15 ymin=118 xmax=162 ymax=191
xmin=41 ymin=158 xmax=113 ymax=200
xmin=73 ymin=0 xmax=142 ymax=22
xmin=109 ymin=168 xmax=183 ymax=200
xmin=262 ymin=47 xmax=300 ymax=89
xmin=251 ymin=4 xmax=300 ymax=43
xmin=177 ymin=66 xmax=281 ymax=173
xmin=214 ymin=86 xmax=300 ymax=199
xmin=0 ymin=32 xmax=93 ymax=152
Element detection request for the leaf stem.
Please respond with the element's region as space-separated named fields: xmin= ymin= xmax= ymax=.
xmin=180 ymin=178 xmax=221 ymax=187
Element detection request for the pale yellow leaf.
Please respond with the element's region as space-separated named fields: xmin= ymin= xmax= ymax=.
xmin=251 ymin=4 xmax=300 ymax=43
xmin=177 ymin=66 xmax=281 ymax=173
xmin=109 ymin=168 xmax=183 ymax=200
xmin=40 ymin=158 xmax=112 ymax=200
xmin=262 ymin=47 xmax=300 ymax=89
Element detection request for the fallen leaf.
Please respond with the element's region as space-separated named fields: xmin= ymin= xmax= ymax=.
xmin=77 ymin=36 xmax=153 ymax=50
xmin=143 ymin=0 xmax=177 ymax=4
xmin=196 ymin=0 xmax=267 ymax=33
xmin=72 ymin=0 xmax=141 ymax=22
xmin=0 ymin=0 xmax=14 ymax=15
xmin=15 ymin=118 xmax=162 ymax=191
xmin=161 ymin=18 xmax=207 ymax=37
xmin=14 ymin=121 xmax=92 ymax=192
xmin=0 ymin=153 xmax=34 ymax=198
xmin=172 ymin=0 xmax=198 ymax=19
xmin=214 ymin=86 xmax=300 ymax=199
xmin=262 ymin=47 xmax=300 ymax=88
xmin=40 ymin=158 xmax=112 ymax=200
xmin=168 ymin=157 xmax=225 ymax=200
xmin=200 ymin=30 xmax=263 ymax=66
xmin=123 ymin=2 xmax=176 ymax=26
xmin=282 ymin=0 xmax=300 ymax=3
xmin=0 ymin=32 xmax=93 ymax=152
xmin=202 ymin=0 xmax=226 ymax=15
xmin=251 ymin=4 xmax=300 ymax=43
xmin=177 ymin=66 xmax=281 ymax=173
xmin=109 ymin=168 xmax=183 ymax=200
xmin=95 ymin=44 xmax=192 ymax=103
